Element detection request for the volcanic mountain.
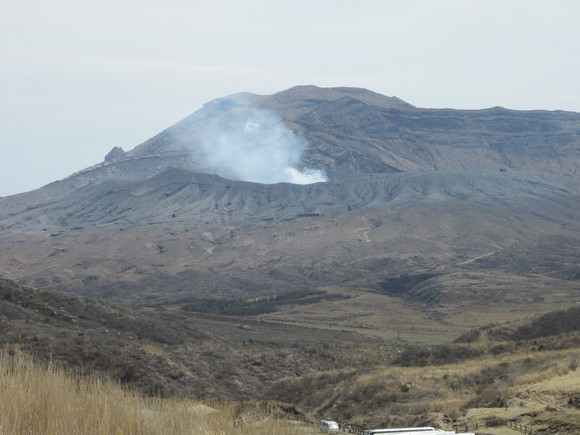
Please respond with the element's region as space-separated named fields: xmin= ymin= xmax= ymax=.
xmin=1 ymin=86 xmax=579 ymax=332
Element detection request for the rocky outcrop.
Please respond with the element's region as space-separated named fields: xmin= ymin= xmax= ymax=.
xmin=104 ymin=146 xmax=126 ymax=162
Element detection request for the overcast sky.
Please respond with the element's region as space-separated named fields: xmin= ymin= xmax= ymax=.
xmin=1 ymin=0 xmax=579 ymax=196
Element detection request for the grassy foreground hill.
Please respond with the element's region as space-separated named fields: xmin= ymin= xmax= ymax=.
xmin=1 ymin=277 xmax=579 ymax=434
xmin=1 ymin=321 xmax=578 ymax=434
xmin=0 ymin=347 xmax=316 ymax=435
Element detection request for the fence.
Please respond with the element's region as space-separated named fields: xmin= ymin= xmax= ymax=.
xmin=341 ymin=423 xmax=367 ymax=434
xmin=461 ymin=419 xmax=540 ymax=435
xmin=506 ymin=420 xmax=541 ymax=435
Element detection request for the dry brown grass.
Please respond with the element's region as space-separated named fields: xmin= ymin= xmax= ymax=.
xmin=266 ymin=344 xmax=580 ymax=432
xmin=0 ymin=347 xmax=311 ymax=435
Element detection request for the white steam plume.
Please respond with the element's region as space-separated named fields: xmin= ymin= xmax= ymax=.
xmin=194 ymin=106 xmax=326 ymax=184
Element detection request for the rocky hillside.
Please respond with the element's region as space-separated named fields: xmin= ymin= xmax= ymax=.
xmin=0 ymin=277 xmax=371 ymax=399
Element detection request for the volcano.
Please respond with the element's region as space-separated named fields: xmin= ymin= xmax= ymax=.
xmin=1 ymin=86 xmax=579 ymax=323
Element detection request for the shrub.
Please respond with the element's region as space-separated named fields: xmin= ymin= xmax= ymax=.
xmin=21 ymin=298 xmax=50 ymax=312
xmin=401 ymin=383 xmax=412 ymax=392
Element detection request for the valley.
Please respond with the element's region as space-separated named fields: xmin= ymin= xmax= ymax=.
xmin=1 ymin=277 xmax=578 ymax=433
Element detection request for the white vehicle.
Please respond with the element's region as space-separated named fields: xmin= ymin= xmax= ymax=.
xmin=320 ymin=419 xmax=340 ymax=433
xmin=363 ymin=428 xmax=436 ymax=435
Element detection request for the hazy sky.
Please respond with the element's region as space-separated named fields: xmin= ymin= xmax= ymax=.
xmin=2 ymin=0 xmax=579 ymax=196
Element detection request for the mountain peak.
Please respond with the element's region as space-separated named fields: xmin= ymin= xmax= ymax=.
xmin=255 ymin=85 xmax=415 ymax=111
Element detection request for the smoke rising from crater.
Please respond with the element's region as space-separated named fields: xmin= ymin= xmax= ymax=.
xmin=194 ymin=105 xmax=326 ymax=184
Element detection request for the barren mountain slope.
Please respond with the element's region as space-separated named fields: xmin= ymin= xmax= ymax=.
xmin=1 ymin=170 xmax=578 ymax=323
xmin=1 ymin=86 xmax=579 ymax=333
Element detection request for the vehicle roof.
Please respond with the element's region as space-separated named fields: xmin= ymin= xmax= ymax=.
xmin=366 ymin=428 xmax=436 ymax=434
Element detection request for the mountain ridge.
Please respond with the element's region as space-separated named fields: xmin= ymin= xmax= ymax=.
xmin=3 ymin=169 xmax=578 ymax=235
xmin=4 ymin=85 xmax=577 ymax=203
